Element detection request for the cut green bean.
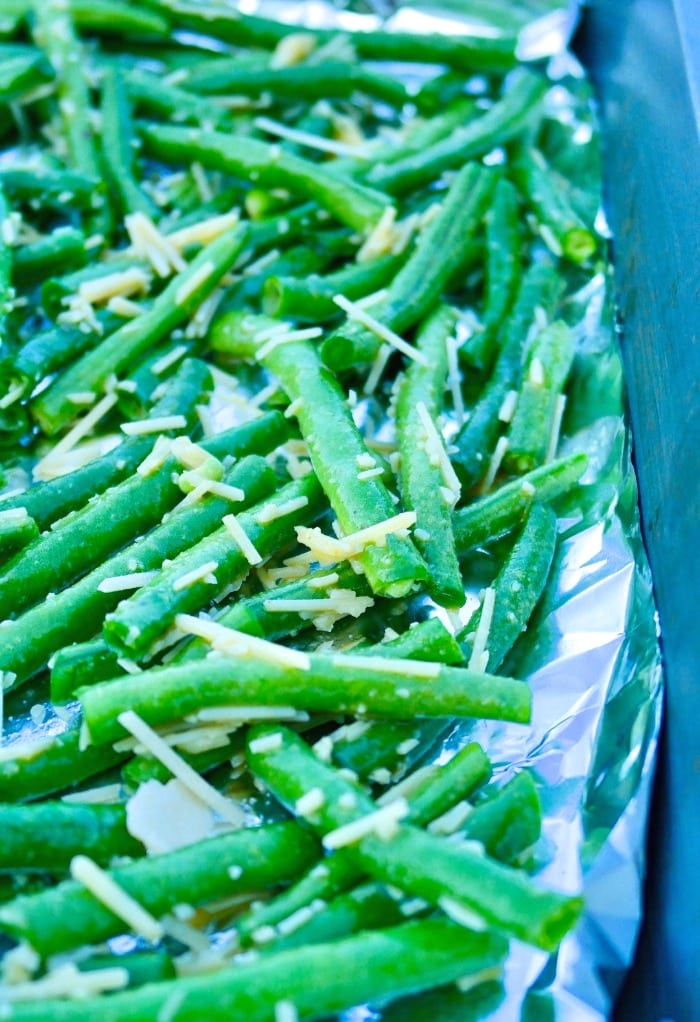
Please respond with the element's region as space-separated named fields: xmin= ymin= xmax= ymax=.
xmin=2 ymin=919 xmax=507 ymax=1021
xmin=0 ymin=166 xmax=101 ymax=212
xmin=514 ymin=146 xmax=598 ymax=263
xmin=247 ymin=726 xmax=582 ymax=952
xmin=395 ymin=304 xmax=464 ymax=607
xmin=453 ymin=452 xmax=587 ymax=553
xmin=100 ymin=65 xmax=159 ymax=219
xmin=11 ymin=227 xmax=88 ymax=287
xmin=0 ymin=50 xmax=53 ymax=104
xmin=140 ymin=123 xmax=391 ymax=234
xmin=505 ymin=320 xmax=574 ymax=472
xmin=461 ymin=175 xmax=522 ymax=371
xmin=0 ymin=802 xmax=143 ymax=872
xmin=68 ymin=0 xmax=171 ymax=39
xmin=461 ymin=770 xmax=542 ymax=866
xmin=103 ymin=474 xmax=325 ymax=658
xmin=366 ymin=71 xmax=548 ymax=194
xmin=0 ymin=726 xmax=127 ymax=804
xmin=321 ymin=163 xmax=495 ymax=370
xmin=237 ymin=741 xmax=490 ymax=946
xmin=262 ymin=250 xmax=405 ymax=323
xmin=0 ymin=508 xmax=38 ymax=560
xmin=0 ymin=422 xmax=284 ymax=687
xmin=452 ymin=259 xmax=563 ymax=488
xmin=0 ymin=821 xmax=320 ymax=956
xmin=458 ymin=502 xmax=558 ymax=670
xmin=79 ymin=651 xmax=531 ymax=746
xmin=125 ymin=66 xmax=229 ymax=129
xmin=0 ymin=357 xmax=217 ymax=531
xmin=31 ymin=223 xmax=250 ymax=435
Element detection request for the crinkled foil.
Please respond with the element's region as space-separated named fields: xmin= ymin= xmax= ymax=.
xmin=1 ymin=4 xmax=662 ymax=1019
xmin=241 ymin=2 xmax=663 ymax=1020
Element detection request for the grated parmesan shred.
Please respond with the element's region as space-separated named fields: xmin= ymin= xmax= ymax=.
xmin=70 ymin=855 xmax=164 ymax=943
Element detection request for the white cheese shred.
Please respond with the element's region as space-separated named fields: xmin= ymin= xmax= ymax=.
xmin=222 ymin=513 xmax=263 ymax=565
xmin=467 ymin=587 xmax=495 ymax=674
xmin=117 ymin=710 xmax=245 ymax=826
xmin=121 ymin=414 xmax=187 ymax=437
xmin=333 ymin=293 xmax=429 ymax=366
xmin=322 ymin=798 xmax=409 ymax=850
xmin=70 ymin=854 xmax=164 ymax=943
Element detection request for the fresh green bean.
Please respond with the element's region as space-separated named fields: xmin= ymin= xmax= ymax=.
xmin=121 ymin=733 xmax=244 ymax=792
xmin=100 ymin=65 xmax=159 ymax=219
xmin=505 ymin=320 xmax=574 ymax=471
xmin=247 ymin=726 xmax=582 ymax=952
xmin=103 ymin=474 xmax=325 ymax=658
xmin=11 ymin=226 xmax=88 ymax=287
xmin=79 ymin=651 xmax=531 ymax=746
xmin=0 ymin=802 xmax=143 ymax=872
xmin=458 ymin=502 xmax=558 ymax=670
xmin=139 ymin=123 xmax=391 ymax=234
xmin=0 ymin=183 xmax=12 ymax=350
xmin=162 ymin=1 xmax=519 ymax=73
xmin=0 ymin=166 xmax=101 ymax=212
xmin=262 ymin=251 xmax=405 ymax=323
xmin=31 ymin=223 xmax=250 ymax=435
xmin=69 ymin=0 xmax=171 ymax=39
xmin=453 ymin=451 xmax=587 ymax=552
xmin=461 ymin=770 xmax=542 ymax=866
xmin=452 ymin=259 xmax=562 ymax=488
xmin=395 ymin=305 xmax=464 ymax=607
xmin=0 ymin=357 xmax=218 ymax=530
xmin=181 ymin=60 xmax=409 ymax=108
xmin=513 ymin=146 xmax=598 ymax=263
xmin=0 ymin=725 xmax=127 ymax=804
xmin=0 ymin=50 xmax=53 ymax=104
xmin=125 ymin=66 xmax=229 ymax=129
xmin=2 ymin=919 xmax=508 ymax=1021
xmin=321 ymin=163 xmax=495 ymax=370
xmin=0 ymin=424 xmax=284 ymax=687
xmin=461 ymin=175 xmax=522 ymax=371
xmin=0 ymin=821 xmax=320 ymax=956
xmin=366 ymin=71 xmax=548 ymax=194
xmin=0 ymin=508 xmax=38 ymax=560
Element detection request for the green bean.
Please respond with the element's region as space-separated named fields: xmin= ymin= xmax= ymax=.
xmin=0 ymin=184 xmax=12 ymax=349
xmin=262 ymin=251 xmax=405 ymax=323
xmin=233 ymin=740 xmax=491 ymax=947
xmin=330 ymin=718 xmax=448 ymax=781
xmin=79 ymin=651 xmax=531 ymax=746
xmin=459 ymin=503 xmax=558 ymax=673
xmin=2 ymin=919 xmax=508 ymax=1021
xmin=0 ymin=166 xmax=101 ymax=212
xmin=513 ymin=146 xmax=598 ymax=263
xmin=461 ymin=771 xmax=542 ymax=866
xmin=0 ymin=508 xmax=38 ymax=560
xmin=0 ymin=357 xmax=218 ymax=530
xmin=247 ymin=726 xmax=582 ymax=951
xmin=366 ymin=71 xmax=548 ymax=194
xmin=125 ymin=67 xmax=229 ymax=129
xmin=505 ymin=320 xmax=574 ymax=472
xmin=321 ymin=163 xmax=495 ymax=370
xmin=395 ymin=305 xmax=464 ymax=607
xmin=453 ymin=451 xmax=587 ymax=552
xmin=11 ymin=227 xmax=88 ymax=287
xmin=461 ymin=175 xmax=522 ymax=371
xmin=0 ymin=423 xmax=284 ymax=688
xmin=452 ymin=259 xmax=562 ymax=489
xmin=100 ymin=65 xmax=159 ymax=219
xmin=50 ymin=638 xmax=127 ymax=703
xmin=260 ymin=338 xmax=427 ymax=598
xmin=78 ymin=950 xmax=175 ymax=990
xmin=222 ymin=244 xmax=326 ymax=312
xmin=139 ymin=123 xmax=391 ymax=234
xmin=31 ymin=223 xmax=250 ymax=435
xmin=0 ymin=725 xmax=127 ymax=804
xmin=0 ymin=50 xmax=53 ymax=104
xmin=68 ymin=0 xmax=171 ymax=39
xmin=0 ymin=821 xmax=320 ymax=957
xmin=32 ymin=0 xmax=110 ymax=236
xmin=181 ymin=60 xmax=409 ymax=108
xmin=103 ymin=474 xmax=325 ymax=658
xmin=163 ymin=1 xmax=518 ymax=73
xmin=0 ymin=802 xmax=143 ymax=873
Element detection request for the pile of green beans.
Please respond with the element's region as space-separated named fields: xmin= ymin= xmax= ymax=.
xmin=0 ymin=0 xmax=609 ymax=1017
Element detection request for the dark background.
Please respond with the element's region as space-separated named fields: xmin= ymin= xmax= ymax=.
xmin=575 ymin=2 xmax=700 ymax=1020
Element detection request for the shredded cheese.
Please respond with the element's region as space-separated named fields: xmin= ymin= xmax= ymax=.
xmin=121 ymin=414 xmax=187 ymax=436
xmin=437 ymin=895 xmax=487 ymax=932
xmin=0 ymin=962 xmax=129 ymax=1002
xmin=33 ymin=392 xmax=119 ymax=481
xmin=222 ymin=513 xmax=262 ymax=565
xmin=174 ymin=260 xmax=215 ymax=307
xmin=125 ymin=211 xmax=186 ymax=277
xmin=167 ymin=211 xmax=240 ymax=251
xmin=480 ymin=435 xmax=509 ymax=493
xmin=70 ymin=854 xmax=164 ymax=943
xmin=546 ymin=394 xmax=567 ymax=462
xmin=322 ymin=798 xmax=409 ymax=849
xmin=107 ymin=295 xmax=144 ymax=318
xmin=175 ymin=614 xmax=311 ymax=672
xmin=117 ymin=710 xmax=245 ymax=825
xmin=151 ymin=344 xmax=189 ymax=376
xmin=255 ymin=115 xmax=372 ymax=160
xmin=252 ymin=495 xmax=309 ymax=525
xmin=172 ymin=560 xmax=219 ymax=592
xmin=415 ymin=401 xmax=461 ymax=505
xmin=295 ymin=511 xmax=416 ymax=564
xmin=295 ymin=787 xmax=326 ymax=818
xmin=333 ymin=293 xmax=429 ymax=366
xmin=498 ymin=389 xmax=519 ymax=423
xmin=78 ymin=266 xmax=151 ymax=306
xmin=97 ymin=571 xmax=159 ymax=593
xmin=137 ymin=435 xmax=172 ymax=477
xmin=467 ymin=587 xmax=495 ymax=673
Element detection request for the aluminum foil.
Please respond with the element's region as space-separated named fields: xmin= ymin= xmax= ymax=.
xmin=237 ymin=2 xmax=664 ymax=1019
